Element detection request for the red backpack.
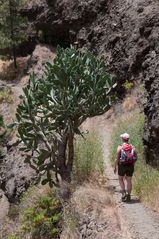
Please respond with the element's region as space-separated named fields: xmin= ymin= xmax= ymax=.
xmin=119 ymin=143 xmax=136 ymax=165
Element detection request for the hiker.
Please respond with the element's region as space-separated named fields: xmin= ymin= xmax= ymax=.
xmin=114 ymin=133 xmax=137 ymax=202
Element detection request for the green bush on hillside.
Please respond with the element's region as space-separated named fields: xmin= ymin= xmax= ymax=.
xmin=7 ymin=236 xmax=18 ymax=239
xmin=7 ymin=186 xmax=63 ymax=239
xmin=0 ymin=88 xmax=13 ymax=103
xmin=22 ymin=195 xmax=62 ymax=238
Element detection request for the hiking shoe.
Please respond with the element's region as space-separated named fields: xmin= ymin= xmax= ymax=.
xmin=121 ymin=191 xmax=127 ymax=202
xmin=126 ymin=193 xmax=131 ymax=202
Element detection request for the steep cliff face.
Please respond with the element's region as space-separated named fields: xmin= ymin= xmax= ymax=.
xmin=22 ymin=0 xmax=159 ymax=166
xmin=143 ymin=48 xmax=159 ymax=167
xmin=24 ymin=0 xmax=159 ymax=81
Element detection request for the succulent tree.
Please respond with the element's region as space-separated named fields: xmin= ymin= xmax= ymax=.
xmin=16 ymin=46 xmax=117 ymax=186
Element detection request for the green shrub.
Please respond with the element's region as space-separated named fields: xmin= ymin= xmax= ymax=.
xmin=22 ymin=195 xmax=62 ymax=238
xmin=73 ymin=131 xmax=104 ymax=181
xmin=37 ymin=30 xmax=44 ymax=42
xmin=7 ymin=236 xmax=19 ymax=239
xmin=0 ymin=114 xmax=4 ymax=127
xmin=123 ymin=80 xmax=134 ymax=91
xmin=6 ymin=186 xmax=64 ymax=239
xmin=0 ymin=55 xmax=10 ymax=60
xmin=0 ymin=114 xmax=14 ymax=157
xmin=0 ymin=88 xmax=13 ymax=103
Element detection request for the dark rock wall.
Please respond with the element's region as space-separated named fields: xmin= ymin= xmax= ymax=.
xmin=23 ymin=0 xmax=159 ymax=166
xmin=143 ymin=47 xmax=159 ymax=167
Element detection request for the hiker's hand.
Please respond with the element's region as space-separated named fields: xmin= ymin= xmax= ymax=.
xmin=114 ymin=167 xmax=117 ymax=174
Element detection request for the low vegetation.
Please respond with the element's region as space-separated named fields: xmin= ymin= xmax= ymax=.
xmin=21 ymin=196 xmax=62 ymax=238
xmin=0 ymin=114 xmax=14 ymax=157
xmin=122 ymin=80 xmax=134 ymax=91
xmin=110 ymin=109 xmax=159 ymax=211
xmin=6 ymin=132 xmax=104 ymax=238
xmin=7 ymin=186 xmax=62 ymax=239
xmin=73 ymin=132 xmax=104 ymax=181
xmin=0 ymin=88 xmax=13 ymax=104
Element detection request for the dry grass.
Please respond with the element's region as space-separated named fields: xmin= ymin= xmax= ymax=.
xmin=122 ymin=94 xmax=138 ymax=112
xmin=57 ymin=181 xmax=121 ymax=239
xmin=73 ymin=183 xmax=113 ymax=214
xmin=72 ymin=183 xmax=120 ymax=228
xmin=0 ymin=57 xmax=30 ymax=126
xmin=0 ymin=57 xmax=29 ymax=82
xmin=60 ymin=231 xmax=80 ymax=239
xmin=142 ymin=184 xmax=159 ymax=210
xmin=60 ymin=200 xmax=80 ymax=239
xmin=73 ymin=132 xmax=104 ymax=182
xmin=0 ymin=60 xmax=18 ymax=82
xmin=133 ymin=162 xmax=159 ymax=212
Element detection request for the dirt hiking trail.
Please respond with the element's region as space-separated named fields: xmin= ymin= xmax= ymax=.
xmin=83 ymin=115 xmax=159 ymax=239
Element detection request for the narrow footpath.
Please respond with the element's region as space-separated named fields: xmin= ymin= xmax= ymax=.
xmin=82 ymin=115 xmax=159 ymax=239
xmin=98 ymin=122 xmax=159 ymax=239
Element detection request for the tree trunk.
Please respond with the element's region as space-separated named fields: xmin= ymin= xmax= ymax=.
xmin=9 ymin=0 xmax=17 ymax=69
xmin=61 ymin=132 xmax=74 ymax=182
xmin=12 ymin=46 xmax=17 ymax=69
xmin=58 ymin=135 xmax=71 ymax=182
xmin=58 ymin=132 xmax=74 ymax=183
xmin=67 ymin=131 xmax=74 ymax=176
xmin=60 ymin=171 xmax=71 ymax=183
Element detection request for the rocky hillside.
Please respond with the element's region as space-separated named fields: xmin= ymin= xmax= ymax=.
xmin=0 ymin=45 xmax=56 ymax=202
xmin=0 ymin=0 xmax=159 ymax=202
xmin=20 ymin=0 xmax=159 ymax=167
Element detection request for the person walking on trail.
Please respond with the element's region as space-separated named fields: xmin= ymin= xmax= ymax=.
xmin=114 ymin=133 xmax=137 ymax=202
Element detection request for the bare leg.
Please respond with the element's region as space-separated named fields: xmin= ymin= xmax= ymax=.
xmin=126 ymin=176 xmax=132 ymax=194
xmin=118 ymin=176 xmax=125 ymax=192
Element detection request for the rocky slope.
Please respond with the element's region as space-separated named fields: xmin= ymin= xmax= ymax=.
xmin=21 ymin=0 xmax=159 ymax=166
xmin=0 ymin=0 xmax=159 ymax=201
xmin=0 ymin=45 xmax=56 ymax=202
